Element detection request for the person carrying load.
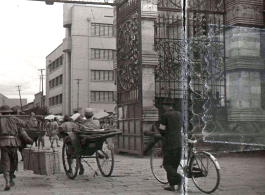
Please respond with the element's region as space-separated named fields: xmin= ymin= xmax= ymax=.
xmin=0 ymin=105 xmax=34 ymax=191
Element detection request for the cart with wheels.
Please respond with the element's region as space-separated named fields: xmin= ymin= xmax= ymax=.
xmin=61 ymin=129 xmax=121 ymax=179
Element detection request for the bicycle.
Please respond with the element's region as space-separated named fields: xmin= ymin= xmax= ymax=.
xmin=144 ymin=131 xmax=220 ymax=194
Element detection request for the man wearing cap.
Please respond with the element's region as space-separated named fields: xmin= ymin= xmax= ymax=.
xmin=0 ymin=105 xmax=33 ymax=191
xmin=80 ymin=108 xmax=100 ymax=131
xmin=158 ymin=97 xmax=183 ymax=192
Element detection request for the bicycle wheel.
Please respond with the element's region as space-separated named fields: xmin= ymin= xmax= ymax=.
xmin=190 ymin=152 xmax=220 ymax=194
xmin=96 ymin=141 xmax=114 ymax=177
xmin=62 ymin=136 xmax=80 ymax=179
xmin=150 ymin=148 xmax=168 ymax=184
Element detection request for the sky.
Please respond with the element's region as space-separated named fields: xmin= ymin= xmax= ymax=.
xmin=0 ymin=0 xmax=65 ymax=103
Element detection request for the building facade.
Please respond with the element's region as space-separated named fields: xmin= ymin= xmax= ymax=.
xmin=22 ymin=92 xmax=45 ymax=113
xmin=0 ymin=93 xmax=27 ymax=109
xmin=46 ymin=4 xmax=116 ymax=115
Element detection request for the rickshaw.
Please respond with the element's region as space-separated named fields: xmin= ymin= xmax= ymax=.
xmin=61 ymin=129 xmax=122 ymax=179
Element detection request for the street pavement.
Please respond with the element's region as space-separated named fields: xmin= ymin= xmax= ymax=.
xmin=0 ymin=136 xmax=265 ymax=195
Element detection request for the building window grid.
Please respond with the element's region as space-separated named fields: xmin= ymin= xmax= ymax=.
xmin=91 ymin=49 xmax=116 ymax=60
xmin=91 ymin=70 xmax=114 ymax=81
xmin=49 ymin=74 xmax=63 ymax=89
xmin=49 ymin=94 xmax=63 ymax=106
xmin=91 ymin=23 xmax=115 ymax=37
xmin=91 ymin=91 xmax=114 ymax=102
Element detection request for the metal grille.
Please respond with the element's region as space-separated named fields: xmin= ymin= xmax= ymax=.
xmin=154 ymin=0 xmax=226 ymax=137
xmin=154 ymin=13 xmax=183 ymax=100
xmin=155 ymin=0 xmax=225 ymax=101
xmin=116 ymin=0 xmax=143 ymax=155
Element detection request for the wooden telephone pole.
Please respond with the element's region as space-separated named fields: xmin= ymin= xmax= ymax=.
xmin=38 ymin=69 xmax=45 ymax=108
xmin=16 ymin=85 xmax=23 ymax=111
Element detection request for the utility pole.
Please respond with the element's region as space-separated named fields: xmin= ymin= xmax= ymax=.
xmin=38 ymin=69 xmax=45 ymax=108
xmin=75 ymin=79 xmax=82 ymax=113
xmin=16 ymin=85 xmax=23 ymax=111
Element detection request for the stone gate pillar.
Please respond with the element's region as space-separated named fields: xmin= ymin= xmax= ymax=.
xmin=225 ymin=0 xmax=265 ymax=143
xmin=140 ymin=0 xmax=159 ymax=152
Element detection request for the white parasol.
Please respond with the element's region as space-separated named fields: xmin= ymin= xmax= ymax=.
xmin=44 ymin=114 xmax=56 ymax=120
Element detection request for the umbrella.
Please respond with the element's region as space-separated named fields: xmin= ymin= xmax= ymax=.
xmin=93 ymin=111 xmax=109 ymax=119
xmin=44 ymin=115 xmax=56 ymax=120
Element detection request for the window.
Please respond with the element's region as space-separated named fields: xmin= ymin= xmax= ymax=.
xmin=60 ymin=75 xmax=63 ymax=84
xmin=60 ymin=56 xmax=63 ymax=65
xmin=91 ymin=23 xmax=100 ymax=36
xmin=60 ymin=94 xmax=63 ymax=104
xmin=91 ymin=49 xmax=116 ymax=60
xmin=91 ymin=23 xmax=115 ymax=37
xmin=91 ymin=91 xmax=114 ymax=102
xmin=95 ymin=49 xmax=100 ymax=59
xmin=91 ymin=70 xmax=114 ymax=81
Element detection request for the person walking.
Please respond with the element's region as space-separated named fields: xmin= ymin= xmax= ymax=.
xmin=50 ymin=117 xmax=60 ymax=148
xmin=158 ymin=97 xmax=183 ymax=192
xmin=0 ymin=105 xmax=33 ymax=191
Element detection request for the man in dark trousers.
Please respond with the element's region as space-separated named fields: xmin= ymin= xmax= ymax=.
xmin=159 ymin=97 xmax=183 ymax=192
xmin=0 ymin=105 xmax=33 ymax=191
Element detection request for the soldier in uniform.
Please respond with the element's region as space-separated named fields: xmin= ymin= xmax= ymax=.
xmin=0 ymin=105 xmax=33 ymax=191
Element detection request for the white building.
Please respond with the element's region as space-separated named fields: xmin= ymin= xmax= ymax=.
xmin=46 ymin=4 xmax=116 ymax=115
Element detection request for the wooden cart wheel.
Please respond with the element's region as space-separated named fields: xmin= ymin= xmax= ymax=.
xmin=96 ymin=141 xmax=114 ymax=177
xmin=62 ymin=136 xmax=80 ymax=179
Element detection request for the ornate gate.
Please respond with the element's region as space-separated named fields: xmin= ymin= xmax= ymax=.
xmin=116 ymin=0 xmax=143 ymax=155
xmin=115 ymin=0 xmax=226 ymax=155
xmin=154 ymin=0 xmax=226 ymax=135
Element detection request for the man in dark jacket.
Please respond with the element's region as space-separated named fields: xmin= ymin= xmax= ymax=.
xmin=0 ymin=105 xmax=33 ymax=191
xmin=159 ymin=97 xmax=183 ymax=192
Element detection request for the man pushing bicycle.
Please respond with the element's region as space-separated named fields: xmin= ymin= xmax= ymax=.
xmin=159 ymin=97 xmax=184 ymax=192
